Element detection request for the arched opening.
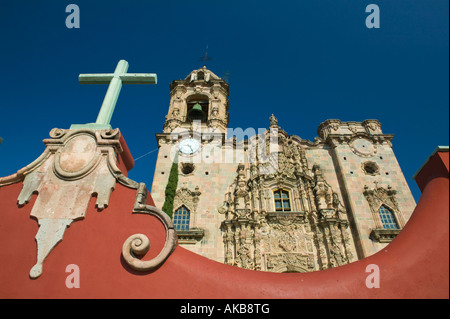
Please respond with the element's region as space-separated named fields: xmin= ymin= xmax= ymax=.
xmin=197 ymin=71 xmax=205 ymax=80
xmin=378 ymin=205 xmax=399 ymax=229
xmin=186 ymin=94 xmax=209 ymax=122
xmin=173 ymin=206 xmax=191 ymax=231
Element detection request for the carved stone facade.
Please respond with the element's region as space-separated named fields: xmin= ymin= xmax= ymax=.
xmin=218 ymin=134 xmax=356 ymax=272
xmin=151 ymin=67 xmax=417 ymax=272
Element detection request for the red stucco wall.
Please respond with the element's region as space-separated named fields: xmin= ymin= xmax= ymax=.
xmin=0 ymin=150 xmax=448 ymax=299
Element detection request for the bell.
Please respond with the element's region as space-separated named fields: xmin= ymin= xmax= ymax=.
xmin=187 ymin=102 xmax=206 ymax=121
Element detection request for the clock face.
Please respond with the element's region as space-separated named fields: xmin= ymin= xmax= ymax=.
xmin=350 ymin=138 xmax=377 ymax=157
xmin=179 ymin=138 xmax=201 ymax=155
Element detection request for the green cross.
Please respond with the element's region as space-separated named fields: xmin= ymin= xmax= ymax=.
xmin=71 ymin=60 xmax=157 ymax=129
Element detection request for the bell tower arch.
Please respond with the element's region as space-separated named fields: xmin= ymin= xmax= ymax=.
xmin=163 ymin=67 xmax=229 ymax=134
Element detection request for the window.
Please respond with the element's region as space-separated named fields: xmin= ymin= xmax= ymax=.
xmin=173 ymin=206 xmax=190 ymax=231
xmin=180 ymin=163 xmax=195 ymax=175
xmin=362 ymin=161 xmax=379 ymax=175
xmin=274 ymin=189 xmax=291 ymax=212
xmin=378 ymin=205 xmax=398 ymax=229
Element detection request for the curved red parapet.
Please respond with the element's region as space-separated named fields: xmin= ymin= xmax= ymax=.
xmin=160 ymin=174 xmax=448 ymax=299
xmin=136 ymin=147 xmax=450 ymax=299
xmin=0 ymin=140 xmax=447 ymax=299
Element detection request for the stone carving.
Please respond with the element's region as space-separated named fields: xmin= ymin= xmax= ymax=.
xmin=364 ymin=183 xmax=405 ymax=233
xmin=14 ymin=129 xmax=120 ymax=278
xmin=349 ymin=137 xmax=378 ymax=157
xmin=204 ymin=72 xmax=211 ymax=82
xmin=173 ymin=186 xmax=201 ymax=213
xmin=210 ymin=106 xmax=219 ymax=119
xmin=190 ymin=71 xmax=198 ymax=82
xmin=317 ymin=120 xmax=394 ymax=152
xmin=348 ymin=125 xmax=359 ymax=134
xmin=30 ymin=218 xmax=73 ymax=278
xmin=269 ymin=114 xmax=278 ymax=127
xmin=122 ymin=183 xmax=177 ymax=271
xmin=267 ymin=253 xmax=315 ymax=273
xmin=163 ymin=118 xmax=183 ymax=133
xmin=362 ymin=119 xmax=382 ymax=134
xmin=0 ymin=128 xmax=176 ymax=278
xmin=172 ymin=107 xmax=182 ymax=119
xmin=220 ymin=131 xmax=355 ymax=272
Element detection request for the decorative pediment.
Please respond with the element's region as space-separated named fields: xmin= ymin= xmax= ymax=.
xmin=0 ymin=128 xmax=139 ymax=278
xmin=363 ymin=183 xmax=399 ymax=213
xmin=184 ymin=67 xmax=221 ymax=83
xmin=173 ymin=186 xmax=201 ymax=213
xmin=364 ymin=183 xmax=406 ymax=233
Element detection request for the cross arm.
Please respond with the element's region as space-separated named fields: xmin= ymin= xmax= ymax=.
xmin=79 ymin=74 xmax=114 ymax=84
xmin=79 ymin=73 xmax=157 ymax=84
xmin=121 ymin=73 xmax=157 ymax=84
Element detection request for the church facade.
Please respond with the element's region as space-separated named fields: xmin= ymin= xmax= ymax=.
xmin=151 ymin=67 xmax=417 ymax=273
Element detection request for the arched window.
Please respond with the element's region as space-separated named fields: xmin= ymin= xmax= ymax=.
xmin=173 ymin=206 xmax=190 ymax=231
xmin=186 ymin=94 xmax=209 ymax=122
xmin=274 ymin=189 xmax=291 ymax=212
xmin=378 ymin=205 xmax=399 ymax=229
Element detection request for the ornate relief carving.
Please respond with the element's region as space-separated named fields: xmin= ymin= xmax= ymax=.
xmin=349 ymin=137 xmax=377 ymax=158
xmin=316 ymin=120 xmax=393 ymax=151
xmin=0 ymin=128 xmax=176 ymax=278
xmin=12 ymin=129 xmax=122 ymax=278
xmin=362 ymin=119 xmax=382 ymax=134
xmin=163 ymin=118 xmax=183 ymax=133
xmin=173 ymin=186 xmax=201 ymax=213
xmin=266 ymin=253 xmax=315 ymax=273
xmin=219 ymin=126 xmax=356 ymax=272
xmin=269 ymin=114 xmax=278 ymax=127
xmin=348 ymin=125 xmax=359 ymax=134
xmin=364 ymin=183 xmax=405 ymax=238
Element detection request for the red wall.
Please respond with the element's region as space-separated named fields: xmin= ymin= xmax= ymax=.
xmin=0 ymin=151 xmax=448 ymax=299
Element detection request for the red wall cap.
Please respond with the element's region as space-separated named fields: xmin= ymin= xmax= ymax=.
xmin=117 ymin=134 xmax=135 ymax=174
xmin=414 ymin=146 xmax=449 ymax=192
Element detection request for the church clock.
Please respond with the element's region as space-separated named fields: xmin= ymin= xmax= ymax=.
xmin=179 ymin=138 xmax=201 ymax=155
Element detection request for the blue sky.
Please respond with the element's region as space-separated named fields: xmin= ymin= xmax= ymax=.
xmin=0 ymin=0 xmax=448 ymax=202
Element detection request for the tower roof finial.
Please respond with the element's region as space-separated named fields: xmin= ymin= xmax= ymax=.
xmin=199 ymin=45 xmax=212 ymax=68
xmin=269 ymin=114 xmax=278 ymax=127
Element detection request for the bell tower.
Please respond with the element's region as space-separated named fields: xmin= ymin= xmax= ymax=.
xmin=151 ymin=67 xmax=237 ymax=261
xmin=162 ymin=67 xmax=229 ymax=134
